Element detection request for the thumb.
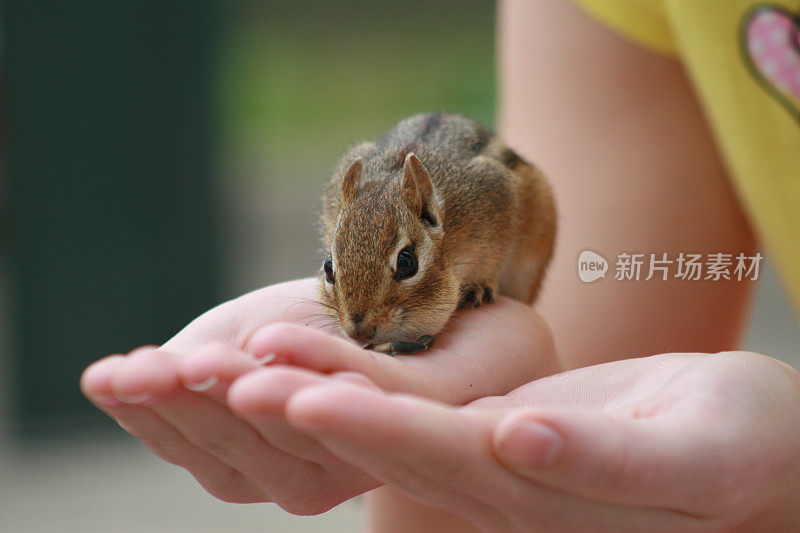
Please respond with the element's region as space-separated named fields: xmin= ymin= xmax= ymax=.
xmin=492 ymin=408 xmax=719 ymax=514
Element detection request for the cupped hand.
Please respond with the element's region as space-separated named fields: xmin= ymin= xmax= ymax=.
xmin=80 ymin=278 xmax=557 ymax=513
xmin=278 ymin=351 xmax=800 ymax=532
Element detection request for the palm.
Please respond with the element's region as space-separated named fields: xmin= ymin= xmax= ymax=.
xmin=488 ymin=352 xmax=800 ymax=523
xmin=281 ymin=352 xmax=800 ymax=531
xmin=81 ymin=277 xmax=557 ymax=513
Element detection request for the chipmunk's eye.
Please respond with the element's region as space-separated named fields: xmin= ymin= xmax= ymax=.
xmin=324 ymin=256 xmax=335 ymax=284
xmin=395 ymin=248 xmax=417 ymax=280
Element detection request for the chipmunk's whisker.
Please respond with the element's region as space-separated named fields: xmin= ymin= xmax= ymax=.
xmin=281 ymin=296 xmax=340 ymax=316
xmin=305 ymin=317 xmax=340 ymax=327
xmin=293 ymin=312 xmax=335 ymax=322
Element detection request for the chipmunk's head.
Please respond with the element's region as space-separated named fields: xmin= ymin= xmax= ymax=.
xmin=319 ymin=152 xmax=460 ymax=345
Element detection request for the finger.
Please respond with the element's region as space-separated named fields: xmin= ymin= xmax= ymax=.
xmin=104 ymin=346 xmax=339 ymax=513
xmin=81 ymin=354 xmax=128 ymax=406
xmin=287 ymin=384 xmax=713 ymax=532
xmin=155 ymin=384 xmax=350 ymax=514
xmin=99 ymin=402 xmax=266 ymax=503
xmin=286 ymin=382 xmax=515 ymax=532
xmin=178 ymin=343 xmax=265 ymax=402
xmin=330 ymin=371 xmax=382 ymax=389
xmin=229 ymin=367 xmax=382 ymax=503
xmin=246 ymin=319 xmax=549 ymax=405
xmin=492 ymin=408 xmax=722 ymax=514
xmin=287 ymin=383 xmax=495 ymax=486
xmin=228 ymin=367 xmax=363 ymax=464
xmin=87 ymin=349 xmax=345 ymax=514
xmin=108 ymin=347 xmax=185 ymax=403
xmin=81 ymin=357 xmax=265 ymax=503
xmin=246 ymin=323 xmax=429 ymax=395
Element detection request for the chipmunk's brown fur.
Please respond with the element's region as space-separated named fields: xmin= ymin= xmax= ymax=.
xmin=319 ymin=113 xmax=556 ymax=344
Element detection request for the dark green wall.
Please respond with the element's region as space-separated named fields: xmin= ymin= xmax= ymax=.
xmin=2 ymin=2 xmax=221 ymax=438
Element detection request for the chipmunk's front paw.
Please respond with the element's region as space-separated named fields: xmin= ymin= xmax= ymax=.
xmin=458 ymin=285 xmax=495 ymax=309
xmin=482 ymin=287 xmax=495 ymax=304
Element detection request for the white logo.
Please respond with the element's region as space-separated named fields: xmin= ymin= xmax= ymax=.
xmin=578 ymin=250 xmax=608 ymax=283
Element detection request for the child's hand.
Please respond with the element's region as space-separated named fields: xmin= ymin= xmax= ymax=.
xmin=80 ymin=278 xmax=558 ymax=513
xmin=233 ymin=293 xmax=557 ymax=404
xmin=280 ymin=351 xmax=800 ymax=532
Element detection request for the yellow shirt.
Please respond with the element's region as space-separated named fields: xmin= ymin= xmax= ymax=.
xmin=571 ymin=0 xmax=800 ymax=316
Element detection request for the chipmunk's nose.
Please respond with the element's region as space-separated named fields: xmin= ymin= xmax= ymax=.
xmin=351 ymin=325 xmax=376 ymax=342
xmin=347 ymin=313 xmax=376 ymax=342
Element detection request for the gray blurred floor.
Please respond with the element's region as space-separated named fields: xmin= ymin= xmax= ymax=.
xmin=1 ymin=179 xmax=798 ymax=533
xmin=0 ymin=438 xmax=364 ymax=533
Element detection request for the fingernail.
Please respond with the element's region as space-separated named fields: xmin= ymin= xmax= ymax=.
xmin=253 ymin=352 xmax=276 ymax=365
xmin=184 ymin=375 xmax=218 ymax=392
xmin=93 ymin=395 xmax=121 ymax=406
xmin=496 ymin=419 xmax=562 ymax=470
xmin=116 ymin=391 xmax=153 ymax=404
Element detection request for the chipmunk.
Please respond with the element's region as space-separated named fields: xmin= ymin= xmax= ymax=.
xmin=319 ymin=112 xmax=556 ymax=353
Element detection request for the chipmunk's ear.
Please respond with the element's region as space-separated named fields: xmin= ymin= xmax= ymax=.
xmin=341 ymin=157 xmax=364 ymax=207
xmin=402 ymin=153 xmax=439 ymax=226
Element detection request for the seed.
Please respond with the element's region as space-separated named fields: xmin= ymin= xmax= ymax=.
xmin=389 ymin=340 xmax=427 ymax=354
xmin=367 ymin=335 xmax=437 ymax=356
xmin=417 ymin=335 xmax=436 ymax=349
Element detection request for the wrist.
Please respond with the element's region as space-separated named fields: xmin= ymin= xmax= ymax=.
xmin=364 ymin=486 xmax=482 ymax=533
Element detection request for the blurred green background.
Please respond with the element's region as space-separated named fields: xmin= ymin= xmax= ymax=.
xmin=221 ymin=1 xmax=495 ymax=171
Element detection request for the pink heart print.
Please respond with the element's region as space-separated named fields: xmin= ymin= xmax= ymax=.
xmin=742 ymin=5 xmax=800 ymax=117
